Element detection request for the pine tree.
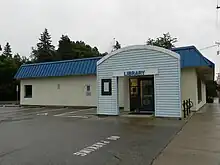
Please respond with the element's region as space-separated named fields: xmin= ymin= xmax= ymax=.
xmin=31 ymin=28 xmax=55 ymax=62
xmin=2 ymin=42 xmax=12 ymax=58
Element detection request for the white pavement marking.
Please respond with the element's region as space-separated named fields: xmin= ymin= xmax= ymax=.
xmin=37 ymin=113 xmax=48 ymax=116
xmin=34 ymin=108 xmax=67 ymax=114
xmin=58 ymin=115 xmax=89 ymax=119
xmin=54 ymin=108 xmax=94 ymax=117
xmin=73 ymin=136 xmax=120 ymax=157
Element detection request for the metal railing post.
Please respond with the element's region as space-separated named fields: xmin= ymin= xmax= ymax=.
xmin=183 ymin=100 xmax=186 ymax=118
xmin=188 ymin=98 xmax=191 ymax=114
xmin=186 ymin=100 xmax=189 ymax=116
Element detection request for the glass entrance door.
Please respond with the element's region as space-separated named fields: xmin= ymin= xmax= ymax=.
xmin=129 ymin=77 xmax=154 ymax=113
xmin=129 ymin=79 xmax=140 ymax=111
xmin=140 ymin=79 xmax=154 ymax=112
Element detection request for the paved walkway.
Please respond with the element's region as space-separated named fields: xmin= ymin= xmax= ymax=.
xmin=153 ymin=103 xmax=220 ymax=165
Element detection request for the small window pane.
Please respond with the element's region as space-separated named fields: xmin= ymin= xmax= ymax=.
xmin=101 ymin=79 xmax=112 ymax=96
xmin=87 ymin=85 xmax=91 ymax=92
xmin=130 ymin=79 xmax=138 ymax=87
xmin=104 ymin=82 xmax=110 ymax=92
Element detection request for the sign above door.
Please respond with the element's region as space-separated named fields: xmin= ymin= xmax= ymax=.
xmin=113 ymin=68 xmax=158 ymax=77
xmin=124 ymin=71 xmax=145 ymax=76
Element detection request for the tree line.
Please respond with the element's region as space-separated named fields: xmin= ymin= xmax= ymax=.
xmin=31 ymin=29 xmax=104 ymax=62
xmin=0 ymin=28 xmax=123 ymax=101
xmin=0 ymin=30 xmax=178 ymax=101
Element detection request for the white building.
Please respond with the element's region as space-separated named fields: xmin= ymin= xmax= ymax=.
xmin=15 ymin=45 xmax=214 ymax=118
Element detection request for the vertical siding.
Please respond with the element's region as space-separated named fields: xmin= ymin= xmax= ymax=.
xmin=118 ymin=77 xmax=125 ymax=107
xmin=20 ymin=75 xmax=97 ymax=106
xmin=97 ymin=48 xmax=181 ymax=117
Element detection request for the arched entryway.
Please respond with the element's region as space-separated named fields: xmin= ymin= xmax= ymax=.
xmin=97 ymin=45 xmax=181 ymax=118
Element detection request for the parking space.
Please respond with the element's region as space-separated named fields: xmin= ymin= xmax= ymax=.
xmin=0 ymin=106 xmax=186 ymax=165
xmin=53 ymin=108 xmax=96 ymax=119
xmin=0 ymin=106 xmax=96 ymax=122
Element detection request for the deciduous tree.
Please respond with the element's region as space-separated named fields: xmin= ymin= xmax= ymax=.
xmin=146 ymin=33 xmax=177 ymax=49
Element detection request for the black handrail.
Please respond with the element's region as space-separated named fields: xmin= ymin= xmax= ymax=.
xmin=182 ymin=99 xmax=193 ymax=118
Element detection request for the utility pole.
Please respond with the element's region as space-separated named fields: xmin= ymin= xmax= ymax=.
xmin=200 ymin=42 xmax=220 ymax=55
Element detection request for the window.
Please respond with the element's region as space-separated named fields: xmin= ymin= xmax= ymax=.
xmin=197 ymin=77 xmax=202 ymax=103
xmin=101 ymin=79 xmax=112 ymax=96
xmin=86 ymin=85 xmax=91 ymax=96
xmin=24 ymin=85 xmax=32 ymax=98
xmin=86 ymin=85 xmax=91 ymax=92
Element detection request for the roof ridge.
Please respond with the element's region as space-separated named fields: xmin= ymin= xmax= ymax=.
xmin=171 ymin=45 xmax=195 ymax=51
xmin=22 ymin=56 xmax=102 ymax=67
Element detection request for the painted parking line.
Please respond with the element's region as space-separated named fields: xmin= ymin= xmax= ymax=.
xmin=37 ymin=113 xmax=48 ymax=116
xmin=58 ymin=115 xmax=89 ymax=119
xmin=54 ymin=108 xmax=94 ymax=117
xmin=35 ymin=108 xmax=69 ymax=116
xmin=73 ymin=136 xmax=120 ymax=157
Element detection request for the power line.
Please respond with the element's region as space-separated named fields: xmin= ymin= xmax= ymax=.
xmin=200 ymin=45 xmax=217 ymax=51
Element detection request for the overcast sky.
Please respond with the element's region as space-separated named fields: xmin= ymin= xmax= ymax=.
xmin=0 ymin=0 xmax=220 ymax=76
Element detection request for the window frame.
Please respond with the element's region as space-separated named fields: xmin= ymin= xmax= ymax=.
xmin=86 ymin=85 xmax=91 ymax=96
xmin=101 ymin=79 xmax=112 ymax=96
xmin=24 ymin=85 xmax=32 ymax=98
xmin=86 ymin=85 xmax=91 ymax=92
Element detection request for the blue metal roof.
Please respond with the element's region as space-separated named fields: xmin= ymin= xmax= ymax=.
xmin=172 ymin=46 xmax=215 ymax=69
xmin=14 ymin=57 xmax=101 ymax=79
xmin=14 ymin=46 xmax=214 ymax=79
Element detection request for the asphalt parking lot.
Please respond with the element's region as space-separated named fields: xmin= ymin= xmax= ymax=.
xmin=0 ymin=106 xmax=185 ymax=165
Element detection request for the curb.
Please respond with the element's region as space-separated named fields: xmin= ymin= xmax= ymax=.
xmin=0 ymin=105 xmax=20 ymax=108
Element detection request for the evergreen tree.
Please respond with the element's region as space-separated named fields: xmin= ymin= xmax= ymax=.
xmin=2 ymin=42 xmax=12 ymax=58
xmin=31 ymin=28 xmax=55 ymax=62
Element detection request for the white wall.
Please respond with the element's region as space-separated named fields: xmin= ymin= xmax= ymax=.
xmin=181 ymin=68 xmax=206 ymax=111
xmin=20 ymin=67 xmax=207 ymax=113
xmin=20 ymin=75 xmax=125 ymax=107
xmin=196 ymin=80 xmax=206 ymax=110
xmin=20 ymin=75 xmax=97 ymax=107
xmin=118 ymin=77 xmax=125 ymax=107
xmin=181 ymin=68 xmax=197 ymax=111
